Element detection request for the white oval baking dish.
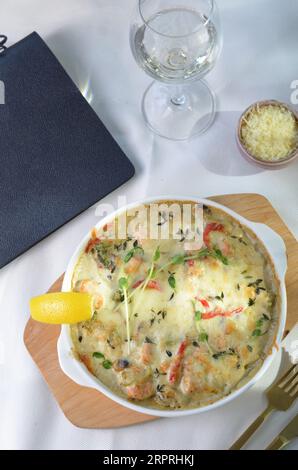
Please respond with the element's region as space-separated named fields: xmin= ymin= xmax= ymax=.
xmin=57 ymin=196 xmax=287 ymax=418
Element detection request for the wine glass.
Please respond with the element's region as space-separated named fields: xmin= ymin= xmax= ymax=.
xmin=130 ymin=0 xmax=222 ymax=140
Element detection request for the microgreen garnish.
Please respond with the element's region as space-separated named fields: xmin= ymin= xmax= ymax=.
xmin=195 ymin=311 xmax=202 ymax=321
xmin=123 ymin=245 xmax=144 ymax=263
xmin=153 ymin=246 xmax=160 ymax=262
xmin=211 ymin=248 xmax=228 ymax=265
xmin=119 ymin=277 xmax=130 ymax=353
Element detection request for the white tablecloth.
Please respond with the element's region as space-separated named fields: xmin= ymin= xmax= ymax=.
xmin=0 ymin=0 xmax=297 ymax=450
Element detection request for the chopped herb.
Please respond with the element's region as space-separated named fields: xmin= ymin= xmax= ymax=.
xmin=241 ymin=270 xmax=247 ymax=274
xmin=157 ymin=211 xmax=167 ymax=226
xmin=93 ymin=352 xmax=105 ymax=359
xmin=192 ymin=341 xmax=199 ymax=347
xmin=247 ymin=345 xmax=253 ymax=352
xmin=169 ymin=292 xmax=175 ymax=301
xmin=215 ymin=295 xmax=223 ymax=301
xmin=168 ymin=273 xmax=176 ymax=289
xmin=102 ymin=359 xmax=112 ymax=369
xmin=212 ymin=349 xmax=236 ymax=360
xmin=112 ymin=289 xmax=125 ymax=302
xmin=256 ymin=287 xmax=266 ymax=294
xmin=248 ymin=279 xmax=263 ymax=287
xmin=154 ymin=368 xmax=166 ymax=378
xmin=134 ymin=313 xmax=138 ymax=317
xmin=262 ymin=313 xmax=270 ymax=321
xmin=156 ymin=384 xmax=165 ymax=393
xmin=198 ymin=332 xmax=208 ymax=342
xmin=221 ymin=291 xmax=224 ymax=299
xmin=236 ymin=283 xmax=240 ymax=290
xmin=78 ymin=335 xmax=82 ymax=343
xmin=107 ymin=339 xmax=115 ymax=350
xmin=248 ymin=298 xmax=256 ymax=306
xmin=245 ymin=275 xmax=253 ymax=279
xmin=252 ymin=328 xmax=262 ymax=337
xmin=144 ymin=336 xmax=155 ymax=344
xmin=166 ymin=350 xmax=172 ymax=357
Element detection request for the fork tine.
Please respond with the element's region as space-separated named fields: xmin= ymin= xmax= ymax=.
xmin=287 ymin=380 xmax=298 ymax=395
xmin=278 ymin=365 xmax=297 ymax=389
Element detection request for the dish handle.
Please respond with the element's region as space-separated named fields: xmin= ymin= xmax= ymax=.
xmin=248 ymin=221 xmax=287 ymax=281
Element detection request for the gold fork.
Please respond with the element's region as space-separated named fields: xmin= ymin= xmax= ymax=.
xmin=230 ymin=364 xmax=298 ymax=450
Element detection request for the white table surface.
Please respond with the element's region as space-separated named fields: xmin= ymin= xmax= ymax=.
xmin=0 ymin=0 xmax=297 ymax=450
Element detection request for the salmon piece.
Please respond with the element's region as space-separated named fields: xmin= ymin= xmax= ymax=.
xmin=160 ymin=360 xmax=170 ymax=373
xmin=124 ymin=256 xmax=143 ymax=274
xmin=126 ymin=379 xmax=155 ymax=400
xmin=225 ymin=319 xmax=236 ymax=335
xmin=141 ymin=342 xmax=154 ymax=365
xmin=79 ymin=354 xmax=93 ymax=373
xmin=76 ymin=280 xmax=103 ymax=310
xmin=168 ymin=340 xmax=188 ymax=385
xmin=203 ymin=223 xmax=224 ymax=248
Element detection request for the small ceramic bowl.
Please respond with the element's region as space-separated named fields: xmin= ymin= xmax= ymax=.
xmin=237 ymin=100 xmax=298 ymax=168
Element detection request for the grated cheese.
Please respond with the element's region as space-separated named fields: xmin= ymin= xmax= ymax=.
xmin=241 ymin=104 xmax=298 ymax=161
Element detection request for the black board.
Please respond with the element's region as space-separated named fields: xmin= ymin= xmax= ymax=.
xmin=0 ymin=32 xmax=135 ymax=268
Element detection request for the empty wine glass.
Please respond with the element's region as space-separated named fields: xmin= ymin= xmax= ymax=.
xmin=130 ymin=0 xmax=222 ymax=140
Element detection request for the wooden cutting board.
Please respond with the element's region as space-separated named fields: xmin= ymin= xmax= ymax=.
xmin=23 ymin=194 xmax=298 ymax=429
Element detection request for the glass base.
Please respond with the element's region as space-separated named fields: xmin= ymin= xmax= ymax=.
xmin=142 ymin=80 xmax=216 ymax=140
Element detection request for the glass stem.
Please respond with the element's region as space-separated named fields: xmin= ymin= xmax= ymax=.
xmin=170 ymin=85 xmax=186 ymax=106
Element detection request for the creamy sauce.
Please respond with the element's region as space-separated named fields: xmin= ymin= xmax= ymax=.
xmin=70 ymin=202 xmax=280 ymax=410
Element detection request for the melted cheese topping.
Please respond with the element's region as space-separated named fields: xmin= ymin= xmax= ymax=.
xmin=241 ymin=104 xmax=298 ymax=161
xmin=70 ymin=203 xmax=279 ymax=410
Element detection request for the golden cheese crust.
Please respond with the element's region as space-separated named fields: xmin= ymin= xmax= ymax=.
xmin=70 ymin=201 xmax=280 ymax=410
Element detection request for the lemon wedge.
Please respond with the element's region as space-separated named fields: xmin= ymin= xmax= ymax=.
xmin=30 ymin=292 xmax=93 ymax=324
